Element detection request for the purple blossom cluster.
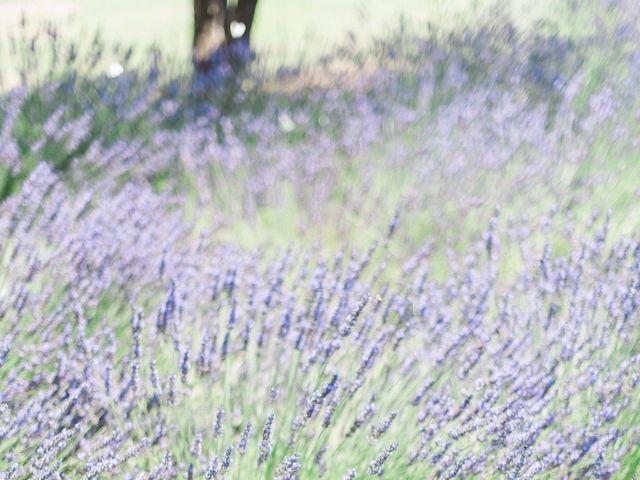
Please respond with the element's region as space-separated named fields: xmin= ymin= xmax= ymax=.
xmin=1 ymin=1 xmax=640 ymax=478
xmin=0 ymin=158 xmax=638 ymax=478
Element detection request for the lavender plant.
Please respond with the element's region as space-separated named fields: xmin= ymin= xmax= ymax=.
xmin=0 ymin=0 xmax=639 ymax=478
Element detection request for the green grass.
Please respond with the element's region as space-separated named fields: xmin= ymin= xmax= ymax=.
xmin=0 ymin=0 xmax=616 ymax=88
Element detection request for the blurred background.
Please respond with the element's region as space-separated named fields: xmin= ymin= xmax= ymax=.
xmin=0 ymin=0 xmax=602 ymax=70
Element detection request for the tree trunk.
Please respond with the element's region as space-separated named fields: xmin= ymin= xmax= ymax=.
xmin=193 ymin=0 xmax=227 ymax=70
xmin=193 ymin=0 xmax=259 ymax=70
xmin=233 ymin=0 xmax=258 ymax=42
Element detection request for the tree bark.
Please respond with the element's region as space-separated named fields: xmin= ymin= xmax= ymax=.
xmin=234 ymin=0 xmax=258 ymax=42
xmin=193 ymin=0 xmax=227 ymax=69
xmin=193 ymin=0 xmax=259 ymax=70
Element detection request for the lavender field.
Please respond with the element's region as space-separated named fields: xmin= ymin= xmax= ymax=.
xmin=1 ymin=1 xmax=640 ymax=479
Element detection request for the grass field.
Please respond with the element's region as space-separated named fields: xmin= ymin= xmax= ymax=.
xmin=0 ymin=0 xmax=609 ymax=66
